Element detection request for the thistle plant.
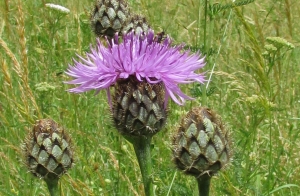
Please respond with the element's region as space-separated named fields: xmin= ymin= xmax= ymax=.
xmin=90 ymin=0 xmax=150 ymax=38
xmin=65 ymin=30 xmax=206 ymax=195
xmin=22 ymin=119 xmax=74 ymax=196
xmin=172 ymin=107 xmax=232 ymax=196
xmin=123 ymin=14 xmax=150 ymax=35
xmin=90 ymin=0 xmax=130 ymax=38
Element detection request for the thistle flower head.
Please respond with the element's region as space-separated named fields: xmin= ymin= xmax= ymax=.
xmin=65 ymin=30 xmax=206 ymax=106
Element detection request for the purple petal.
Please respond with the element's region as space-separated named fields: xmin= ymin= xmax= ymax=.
xmin=65 ymin=29 xmax=206 ymax=105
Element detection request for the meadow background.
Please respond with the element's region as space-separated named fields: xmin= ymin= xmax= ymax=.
xmin=0 ymin=0 xmax=299 ymax=195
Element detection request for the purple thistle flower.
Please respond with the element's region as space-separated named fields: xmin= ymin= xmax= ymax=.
xmin=65 ymin=30 xmax=206 ymax=106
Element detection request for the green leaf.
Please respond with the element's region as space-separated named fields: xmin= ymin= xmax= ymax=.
xmin=268 ymin=184 xmax=300 ymax=195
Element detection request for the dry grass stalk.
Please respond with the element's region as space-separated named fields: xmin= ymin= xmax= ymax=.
xmin=284 ymin=0 xmax=293 ymax=37
xmin=66 ymin=175 xmax=94 ymax=195
xmin=17 ymin=0 xmax=29 ymax=81
xmin=0 ymin=91 xmax=24 ymax=121
xmin=0 ymin=37 xmax=23 ymax=78
xmin=99 ymin=145 xmax=139 ymax=195
xmin=0 ymin=37 xmax=41 ymax=121
xmin=0 ymin=2 xmax=41 ymax=119
xmin=234 ymin=7 xmax=271 ymax=93
xmin=4 ymin=0 xmax=11 ymax=37
xmin=16 ymin=0 xmax=41 ymax=119
xmin=0 ymin=57 xmax=12 ymax=87
xmin=0 ymin=55 xmax=23 ymax=123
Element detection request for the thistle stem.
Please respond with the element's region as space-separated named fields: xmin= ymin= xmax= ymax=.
xmin=131 ymin=135 xmax=154 ymax=196
xmin=196 ymin=174 xmax=211 ymax=196
xmin=201 ymin=85 xmax=207 ymax=106
xmin=45 ymin=178 xmax=60 ymax=196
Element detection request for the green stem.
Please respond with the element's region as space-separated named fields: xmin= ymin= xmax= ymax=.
xmin=201 ymin=85 xmax=207 ymax=106
xmin=203 ymin=0 xmax=208 ymax=51
xmin=45 ymin=177 xmax=59 ymax=196
xmin=131 ymin=135 xmax=154 ymax=196
xmin=196 ymin=174 xmax=211 ymax=196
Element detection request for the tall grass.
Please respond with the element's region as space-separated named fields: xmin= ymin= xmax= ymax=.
xmin=0 ymin=0 xmax=299 ymax=195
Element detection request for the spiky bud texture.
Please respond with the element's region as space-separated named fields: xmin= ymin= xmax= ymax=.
xmin=172 ymin=107 xmax=232 ymax=177
xmin=123 ymin=14 xmax=150 ymax=35
xmin=91 ymin=0 xmax=130 ymax=38
xmin=22 ymin=119 xmax=74 ymax=180
xmin=112 ymin=76 xmax=167 ymax=138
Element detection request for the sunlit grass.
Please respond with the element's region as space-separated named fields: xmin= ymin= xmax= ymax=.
xmin=0 ymin=0 xmax=299 ymax=195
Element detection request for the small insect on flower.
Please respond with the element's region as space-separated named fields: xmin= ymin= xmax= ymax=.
xmin=154 ymin=31 xmax=166 ymax=43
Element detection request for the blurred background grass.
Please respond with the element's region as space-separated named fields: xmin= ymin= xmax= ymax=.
xmin=0 ymin=0 xmax=299 ymax=195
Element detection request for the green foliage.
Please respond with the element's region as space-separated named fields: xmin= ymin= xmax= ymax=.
xmin=0 ymin=0 xmax=300 ymax=195
xmin=209 ymin=0 xmax=255 ymax=17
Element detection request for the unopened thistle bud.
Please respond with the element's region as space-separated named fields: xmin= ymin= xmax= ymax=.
xmin=90 ymin=0 xmax=152 ymax=38
xmin=172 ymin=107 xmax=232 ymax=177
xmin=123 ymin=14 xmax=150 ymax=35
xmin=90 ymin=0 xmax=130 ymax=38
xmin=112 ymin=76 xmax=167 ymax=137
xmin=22 ymin=119 xmax=74 ymax=180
